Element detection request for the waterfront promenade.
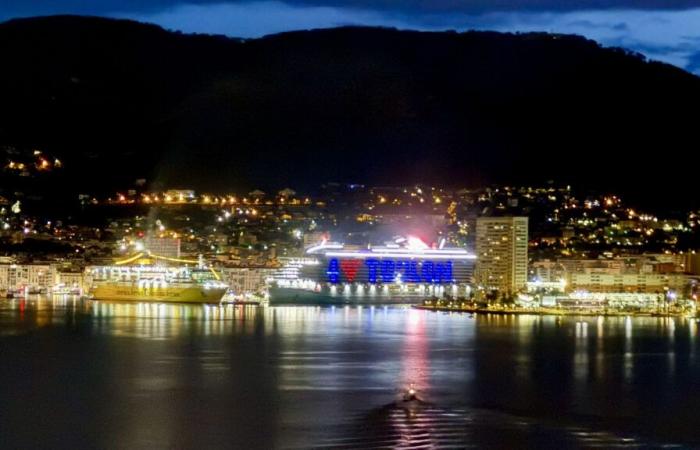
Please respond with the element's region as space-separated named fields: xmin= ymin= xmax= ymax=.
xmin=414 ymin=303 xmax=692 ymax=318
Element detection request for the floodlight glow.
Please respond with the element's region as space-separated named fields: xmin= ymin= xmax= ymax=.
xmin=406 ymin=236 xmax=429 ymax=251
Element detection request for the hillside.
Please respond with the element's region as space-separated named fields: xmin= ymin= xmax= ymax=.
xmin=0 ymin=16 xmax=698 ymax=208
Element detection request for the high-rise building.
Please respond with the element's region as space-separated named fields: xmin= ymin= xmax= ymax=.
xmin=475 ymin=216 xmax=528 ymax=293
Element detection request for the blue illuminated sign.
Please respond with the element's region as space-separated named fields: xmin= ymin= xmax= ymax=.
xmin=326 ymin=258 xmax=340 ymax=283
xmin=366 ymin=259 xmax=380 ymax=283
xmin=381 ymin=260 xmax=395 ymax=283
xmin=327 ymin=258 xmax=454 ymax=284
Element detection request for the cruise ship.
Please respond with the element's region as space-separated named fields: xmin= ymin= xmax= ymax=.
xmin=88 ymin=253 xmax=228 ymax=303
xmin=270 ymin=237 xmax=476 ymax=305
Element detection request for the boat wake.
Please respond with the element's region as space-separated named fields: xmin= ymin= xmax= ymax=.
xmin=309 ymin=399 xmax=676 ymax=449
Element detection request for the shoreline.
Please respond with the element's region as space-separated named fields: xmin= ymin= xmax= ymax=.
xmin=413 ymin=304 xmax=691 ymax=318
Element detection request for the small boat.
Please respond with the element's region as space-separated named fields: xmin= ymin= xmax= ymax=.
xmin=403 ymin=384 xmax=418 ymax=402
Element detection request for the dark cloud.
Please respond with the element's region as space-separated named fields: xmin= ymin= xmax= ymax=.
xmin=2 ymin=1 xmax=700 ymax=75
xmin=4 ymin=0 xmax=700 ymax=18
xmin=687 ymin=51 xmax=700 ymax=72
xmin=283 ymin=0 xmax=700 ymax=14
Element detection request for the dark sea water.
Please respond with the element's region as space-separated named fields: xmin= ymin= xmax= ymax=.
xmin=1 ymin=297 xmax=698 ymax=449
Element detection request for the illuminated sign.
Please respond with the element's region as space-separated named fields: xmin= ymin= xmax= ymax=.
xmin=326 ymin=258 xmax=454 ymax=284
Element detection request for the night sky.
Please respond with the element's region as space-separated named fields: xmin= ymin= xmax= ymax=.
xmin=3 ymin=1 xmax=700 ymax=74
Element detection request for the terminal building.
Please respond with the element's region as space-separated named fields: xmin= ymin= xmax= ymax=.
xmin=270 ymin=237 xmax=476 ymax=304
xmin=144 ymin=236 xmax=181 ymax=259
xmin=219 ymin=266 xmax=277 ymax=296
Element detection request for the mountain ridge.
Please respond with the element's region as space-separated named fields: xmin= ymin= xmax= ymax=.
xmin=0 ymin=15 xmax=697 ymax=208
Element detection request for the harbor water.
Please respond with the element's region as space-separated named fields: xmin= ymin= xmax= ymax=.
xmin=1 ymin=296 xmax=698 ymax=448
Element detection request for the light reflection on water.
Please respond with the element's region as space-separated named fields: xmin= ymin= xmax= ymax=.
xmin=0 ymin=296 xmax=699 ymax=448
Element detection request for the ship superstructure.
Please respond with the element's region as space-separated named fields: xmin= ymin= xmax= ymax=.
xmin=88 ymin=253 xmax=228 ymax=303
xmin=270 ymin=237 xmax=476 ymax=304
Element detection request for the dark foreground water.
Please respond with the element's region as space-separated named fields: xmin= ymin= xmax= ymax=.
xmin=1 ymin=297 xmax=699 ymax=448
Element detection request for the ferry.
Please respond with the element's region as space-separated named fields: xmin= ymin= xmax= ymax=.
xmin=87 ymin=253 xmax=228 ymax=304
xmin=269 ymin=237 xmax=476 ymax=305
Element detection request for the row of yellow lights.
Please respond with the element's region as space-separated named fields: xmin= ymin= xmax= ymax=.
xmin=113 ymin=194 xmax=312 ymax=205
xmin=114 ymin=252 xmax=221 ymax=281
